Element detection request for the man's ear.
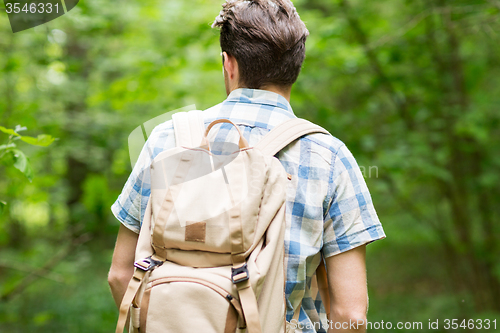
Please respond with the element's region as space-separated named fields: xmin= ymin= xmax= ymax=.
xmin=222 ymin=51 xmax=237 ymax=80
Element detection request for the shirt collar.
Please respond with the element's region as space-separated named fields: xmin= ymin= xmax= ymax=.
xmin=225 ymin=88 xmax=294 ymax=115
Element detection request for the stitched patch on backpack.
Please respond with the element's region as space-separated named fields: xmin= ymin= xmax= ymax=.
xmin=185 ymin=221 xmax=206 ymax=243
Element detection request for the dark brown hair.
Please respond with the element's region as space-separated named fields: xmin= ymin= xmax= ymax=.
xmin=212 ymin=0 xmax=309 ymax=89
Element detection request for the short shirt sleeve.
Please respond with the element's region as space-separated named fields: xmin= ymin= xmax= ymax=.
xmin=111 ymin=123 xmax=176 ymax=233
xmin=322 ymin=144 xmax=385 ymax=257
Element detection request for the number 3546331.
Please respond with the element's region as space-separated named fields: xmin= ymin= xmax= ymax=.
xmin=443 ymin=319 xmax=497 ymax=330
xmin=5 ymin=2 xmax=60 ymax=14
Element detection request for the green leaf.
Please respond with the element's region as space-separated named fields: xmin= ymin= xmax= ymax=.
xmin=1 ymin=126 xmax=56 ymax=147
xmin=0 ymin=201 xmax=5 ymax=215
xmin=0 ymin=126 xmax=20 ymax=137
xmin=12 ymin=149 xmax=34 ymax=182
xmin=0 ymin=149 xmax=15 ymax=167
xmin=20 ymin=134 xmax=56 ymax=147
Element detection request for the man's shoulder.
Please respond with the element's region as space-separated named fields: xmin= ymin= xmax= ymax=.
xmin=291 ymin=129 xmax=347 ymax=166
xmin=303 ymin=130 xmax=345 ymax=154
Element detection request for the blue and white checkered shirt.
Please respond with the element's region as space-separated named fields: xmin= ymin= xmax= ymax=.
xmin=112 ymin=88 xmax=385 ymax=332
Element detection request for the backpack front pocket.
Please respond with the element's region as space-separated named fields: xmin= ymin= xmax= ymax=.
xmin=142 ymin=276 xmax=242 ymax=333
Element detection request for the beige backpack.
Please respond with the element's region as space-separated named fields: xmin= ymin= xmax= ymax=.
xmin=115 ymin=111 xmax=329 ymax=333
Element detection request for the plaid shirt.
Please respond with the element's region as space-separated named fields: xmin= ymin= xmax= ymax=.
xmin=112 ymin=88 xmax=385 ymax=332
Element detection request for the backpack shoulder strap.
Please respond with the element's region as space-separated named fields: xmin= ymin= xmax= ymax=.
xmin=254 ymin=118 xmax=330 ymax=156
xmin=172 ymin=110 xmax=205 ymax=148
xmin=255 ymin=118 xmax=332 ymax=319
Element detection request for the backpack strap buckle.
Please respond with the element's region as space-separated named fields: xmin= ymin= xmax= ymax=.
xmin=231 ymin=263 xmax=249 ymax=284
xmin=134 ymin=256 xmax=163 ymax=272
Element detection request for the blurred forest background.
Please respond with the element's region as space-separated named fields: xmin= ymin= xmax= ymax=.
xmin=1 ymin=0 xmax=499 ymax=331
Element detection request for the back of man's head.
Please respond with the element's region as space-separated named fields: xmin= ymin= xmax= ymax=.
xmin=212 ymin=0 xmax=309 ymax=90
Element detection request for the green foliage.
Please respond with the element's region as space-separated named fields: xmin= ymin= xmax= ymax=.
xmin=1 ymin=0 xmax=499 ymax=331
xmin=0 ymin=126 xmax=56 ymax=147
xmin=0 ymin=243 xmax=116 ymax=333
xmin=0 ymin=125 xmax=56 ymax=181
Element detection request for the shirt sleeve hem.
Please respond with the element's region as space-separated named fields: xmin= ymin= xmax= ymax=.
xmin=111 ymin=201 xmax=141 ymax=234
xmin=120 ymin=220 xmax=140 ymax=234
xmin=322 ymin=224 xmax=386 ymax=259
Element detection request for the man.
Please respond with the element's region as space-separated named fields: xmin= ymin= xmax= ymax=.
xmin=108 ymin=1 xmax=385 ymax=332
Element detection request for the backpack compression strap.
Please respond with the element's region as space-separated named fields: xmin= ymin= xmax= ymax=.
xmin=172 ymin=110 xmax=205 ymax=148
xmin=254 ymin=118 xmax=330 ymax=156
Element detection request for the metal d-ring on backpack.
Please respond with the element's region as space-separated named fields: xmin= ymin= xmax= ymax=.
xmin=115 ymin=111 xmax=329 ymax=333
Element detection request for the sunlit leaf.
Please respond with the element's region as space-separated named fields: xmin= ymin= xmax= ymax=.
xmin=0 ymin=126 xmax=20 ymax=137
xmin=20 ymin=134 xmax=56 ymax=147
